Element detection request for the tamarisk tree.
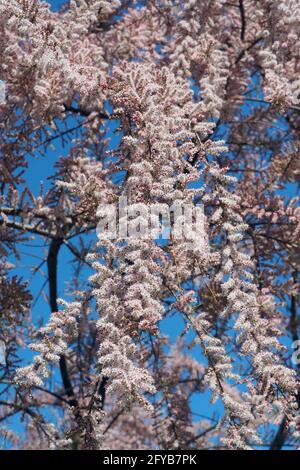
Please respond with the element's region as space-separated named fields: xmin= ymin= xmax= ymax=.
xmin=0 ymin=0 xmax=300 ymax=450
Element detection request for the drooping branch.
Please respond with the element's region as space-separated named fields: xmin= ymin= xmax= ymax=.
xmin=46 ymin=238 xmax=78 ymax=410
xmin=239 ymin=0 xmax=246 ymax=41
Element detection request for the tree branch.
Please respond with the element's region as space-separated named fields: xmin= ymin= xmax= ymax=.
xmin=47 ymin=238 xmax=78 ymax=410
xmin=239 ymin=0 xmax=246 ymax=41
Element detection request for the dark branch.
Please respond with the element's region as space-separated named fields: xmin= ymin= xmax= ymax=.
xmin=47 ymin=238 xmax=78 ymax=410
xmin=98 ymin=376 xmax=109 ymax=410
xmin=63 ymin=104 xmax=110 ymax=120
xmin=239 ymin=0 xmax=246 ymax=41
xmin=270 ymin=417 xmax=289 ymax=450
